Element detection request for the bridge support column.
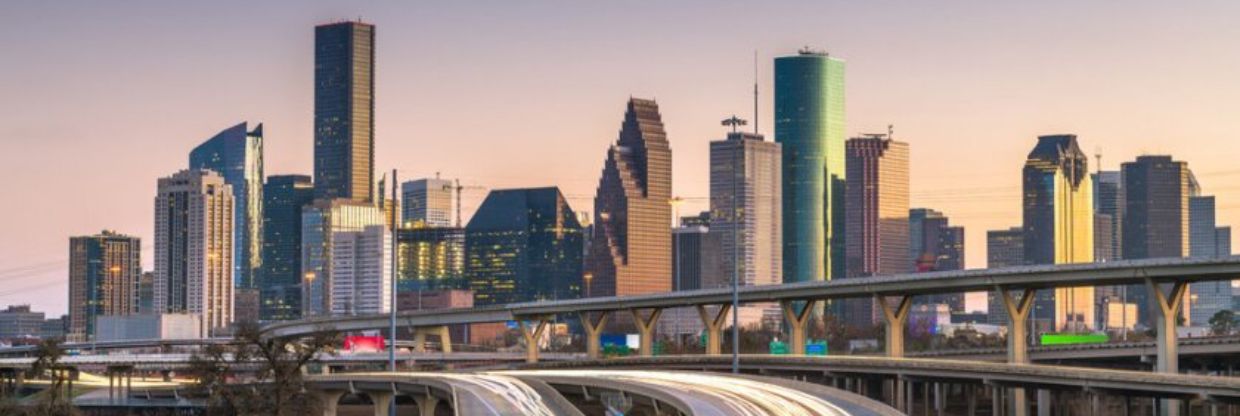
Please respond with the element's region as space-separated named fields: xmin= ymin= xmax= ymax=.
xmin=630 ymin=308 xmax=664 ymax=356
xmin=781 ymin=299 xmax=818 ymax=355
xmin=369 ymin=391 xmax=393 ymax=416
xmin=696 ymin=304 xmax=732 ymax=355
xmin=998 ymin=286 xmax=1036 ymax=416
xmin=412 ymin=326 xmax=453 ymax=354
xmin=315 ymin=390 xmax=346 ymax=416
xmin=875 ymin=294 xmax=913 ymax=358
xmin=1146 ymin=278 xmax=1187 ymax=416
xmin=580 ymin=311 xmax=610 ymax=359
xmin=415 ymin=395 xmax=441 ymax=416
xmin=518 ymin=318 xmax=550 ymax=364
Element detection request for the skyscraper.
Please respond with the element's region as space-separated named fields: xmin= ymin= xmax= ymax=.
xmin=314 ymin=21 xmax=375 ymax=203
xmin=189 ymin=122 xmax=264 ymax=290
xmin=672 ymin=216 xmax=721 ymax=292
xmin=1189 ymin=195 xmax=1230 ymax=325
xmin=330 ymin=225 xmax=392 ymax=315
xmin=1093 ymin=171 xmax=1124 ymax=261
xmin=1122 ymin=155 xmax=1195 ymax=324
xmin=986 ymin=226 xmax=1025 ymax=325
xmin=68 ymin=231 xmax=142 ymax=342
xmin=585 ymin=98 xmax=673 ymax=299
xmin=843 ymin=135 xmax=909 ymax=327
xmin=775 ymin=48 xmax=846 ymax=285
xmin=909 ymin=209 xmax=966 ymax=311
xmin=1022 ymin=135 xmax=1094 ymax=332
xmin=401 ymin=178 xmax=454 ymax=227
xmin=396 ymin=226 xmax=465 ymax=292
xmin=154 ymin=169 xmax=235 ymax=337
xmin=709 ymin=129 xmax=782 ymax=291
xmin=260 ymin=175 xmax=314 ymax=321
xmin=466 ymin=187 xmax=584 ymax=305
xmin=300 ymin=199 xmax=384 ymax=317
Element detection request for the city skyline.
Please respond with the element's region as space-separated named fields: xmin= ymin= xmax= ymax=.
xmin=4 ymin=2 xmax=1240 ymax=315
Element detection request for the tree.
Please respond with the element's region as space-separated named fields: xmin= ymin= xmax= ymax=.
xmin=14 ymin=338 xmax=79 ymax=416
xmin=189 ymin=321 xmax=342 ymax=416
xmin=1209 ymin=310 xmax=1238 ymax=336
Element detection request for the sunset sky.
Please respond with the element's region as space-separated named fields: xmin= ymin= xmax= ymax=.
xmin=3 ymin=1 xmax=1240 ymax=315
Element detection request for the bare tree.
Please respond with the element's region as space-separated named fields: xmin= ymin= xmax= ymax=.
xmin=189 ymin=321 xmax=342 ymax=416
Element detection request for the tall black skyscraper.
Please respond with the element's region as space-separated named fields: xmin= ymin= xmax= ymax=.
xmin=260 ymin=175 xmax=314 ymax=321
xmin=466 ymin=187 xmax=584 ymax=305
xmin=314 ymin=21 xmax=375 ymax=203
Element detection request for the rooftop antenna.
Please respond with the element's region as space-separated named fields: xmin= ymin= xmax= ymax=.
xmin=1094 ymin=147 xmax=1102 ymax=173
xmin=722 ymin=115 xmax=747 ymax=134
xmin=888 ymin=124 xmax=894 ymax=140
xmin=753 ymin=50 xmax=759 ymax=136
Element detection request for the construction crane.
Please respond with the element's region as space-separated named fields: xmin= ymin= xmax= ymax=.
xmin=447 ymin=179 xmax=486 ymax=228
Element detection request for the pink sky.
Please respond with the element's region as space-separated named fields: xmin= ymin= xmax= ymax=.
xmin=2 ymin=1 xmax=1239 ymax=315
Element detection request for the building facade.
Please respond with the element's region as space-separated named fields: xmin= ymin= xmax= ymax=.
xmin=68 ymin=230 xmax=142 ymax=341
xmin=710 ymin=130 xmax=782 ymax=293
xmin=396 ymin=226 xmax=465 ymax=292
xmin=301 ymin=199 xmax=384 ymax=317
xmin=843 ymin=135 xmax=909 ymax=327
xmin=467 ymin=187 xmax=584 ymax=305
xmin=909 ymin=209 xmax=966 ymax=311
xmin=260 ymin=175 xmax=315 ymax=321
xmin=672 ymin=216 xmax=722 ymax=292
xmin=314 ymin=21 xmax=375 ymax=203
xmin=585 ymin=98 xmax=673 ymax=300
xmin=0 ymin=306 xmax=44 ymax=341
xmin=401 ymin=178 xmax=454 ymax=228
xmin=1188 ymin=195 xmax=1231 ymax=325
xmin=775 ymin=48 xmax=846 ymax=286
xmin=1122 ymin=155 xmax=1195 ymax=325
xmin=329 ymin=225 xmax=392 ymax=315
xmin=986 ymin=227 xmax=1025 ymax=325
xmin=154 ymin=169 xmax=235 ymax=337
xmin=189 ymin=122 xmax=264 ymax=289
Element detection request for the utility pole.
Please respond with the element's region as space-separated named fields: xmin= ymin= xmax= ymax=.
xmin=388 ymin=169 xmax=398 ymax=416
xmin=721 ymin=115 xmax=747 ymax=374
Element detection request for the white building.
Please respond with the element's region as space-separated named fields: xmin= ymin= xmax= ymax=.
xmin=401 ymin=178 xmax=454 ymax=227
xmin=95 ymin=314 xmax=202 ymax=341
xmin=154 ymin=169 xmax=234 ymax=338
xmin=330 ymin=225 xmax=393 ymax=315
xmin=302 ymin=199 xmax=385 ymax=317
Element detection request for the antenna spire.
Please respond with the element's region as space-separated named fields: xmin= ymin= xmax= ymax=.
xmin=753 ymin=50 xmax=759 ymax=135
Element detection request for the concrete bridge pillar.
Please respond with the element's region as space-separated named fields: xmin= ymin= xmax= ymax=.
xmin=781 ymin=299 xmax=818 ymax=355
xmin=315 ymin=390 xmax=346 ymax=416
xmin=413 ymin=326 xmax=453 ymax=353
xmin=368 ymin=391 xmax=394 ymax=416
xmin=997 ymin=286 xmax=1036 ymax=416
xmin=875 ymin=294 xmax=913 ymax=358
xmin=630 ymin=308 xmax=664 ymax=356
xmin=579 ymin=311 xmax=610 ymax=359
xmin=696 ymin=304 xmax=733 ymax=355
xmin=518 ymin=318 xmax=551 ymax=364
xmin=1146 ymin=278 xmax=1188 ymax=416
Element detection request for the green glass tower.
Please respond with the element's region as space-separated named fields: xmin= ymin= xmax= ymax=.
xmin=775 ymin=48 xmax=846 ymax=284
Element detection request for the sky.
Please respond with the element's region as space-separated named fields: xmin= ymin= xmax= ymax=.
xmin=2 ymin=1 xmax=1240 ymax=316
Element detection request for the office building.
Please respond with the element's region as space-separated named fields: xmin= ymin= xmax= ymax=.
xmin=189 ymin=122 xmax=264 ymax=289
xmin=154 ymin=169 xmax=235 ymax=338
xmin=1122 ymin=155 xmax=1195 ymax=324
xmin=842 ymin=135 xmax=909 ymax=327
xmin=396 ymin=226 xmax=465 ymax=292
xmin=330 ymin=225 xmax=392 ymax=315
xmin=377 ymin=174 xmax=401 ymax=229
xmin=1023 ymin=135 xmax=1094 ymax=332
xmin=775 ymin=48 xmax=846 ymax=285
xmin=68 ymin=230 xmax=142 ymax=341
xmin=467 ymin=187 xmax=584 ymax=305
xmin=710 ymin=129 xmax=782 ymax=292
xmin=0 ymin=305 xmax=44 ymax=340
xmin=585 ymin=98 xmax=673 ymax=299
xmin=672 ymin=215 xmax=723 ymax=292
xmin=260 ymin=175 xmax=315 ymax=321
xmin=402 ymin=178 xmax=454 ymax=227
xmin=301 ymin=199 xmax=384 ymax=317
xmin=909 ymin=209 xmax=966 ymax=311
xmin=314 ymin=21 xmax=375 ymax=203
xmin=138 ymin=272 xmax=154 ymax=314
xmin=95 ymin=314 xmax=202 ymax=341
xmin=986 ymin=227 xmax=1025 ymax=325
xmin=40 ymin=316 xmax=66 ymax=340
xmin=1093 ymin=171 xmax=1124 ymax=261
xmin=1189 ymin=196 xmax=1231 ymax=325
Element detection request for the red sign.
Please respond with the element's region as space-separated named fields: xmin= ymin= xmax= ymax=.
xmin=343 ymin=335 xmax=386 ymax=353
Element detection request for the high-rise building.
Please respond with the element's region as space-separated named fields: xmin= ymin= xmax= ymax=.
xmin=585 ymin=98 xmax=672 ymax=299
xmin=1190 ymin=196 xmax=1220 ymax=258
xmin=396 ymin=226 xmax=465 ymax=292
xmin=401 ymin=178 xmax=454 ymax=227
xmin=710 ymin=129 xmax=782 ymax=291
xmin=189 ymin=122 xmax=264 ymax=289
xmin=672 ymin=213 xmax=723 ymax=292
xmin=0 ymin=305 xmax=45 ymax=341
xmin=377 ymin=174 xmax=401 ymax=229
xmin=843 ymin=135 xmax=909 ymax=327
xmin=1122 ymin=155 xmax=1195 ymax=324
xmin=260 ymin=175 xmax=315 ymax=321
xmin=314 ymin=21 xmax=375 ymax=203
xmin=1093 ymin=171 xmax=1124 ymax=261
xmin=154 ymin=169 xmax=235 ymax=337
xmin=909 ymin=209 xmax=966 ymax=311
xmin=1189 ymin=195 xmax=1231 ymax=325
xmin=68 ymin=230 xmax=142 ymax=341
xmin=467 ymin=187 xmax=584 ymax=305
xmin=986 ymin=227 xmax=1025 ymax=325
xmin=1022 ymin=135 xmax=1094 ymax=332
xmin=775 ymin=48 xmax=846 ymax=286
xmin=300 ymin=199 xmax=384 ymax=317
xmin=330 ymin=225 xmax=392 ymax=315
xmin=1218 ymin=227 xmax=1231 ymax=257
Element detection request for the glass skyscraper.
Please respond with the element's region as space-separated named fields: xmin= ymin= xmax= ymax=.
xmin=396 ymin=226 xmax=465 ymax=292
xmin=466 ymin=187 xmax=584 ymax=305
xmin=1022 ymin=135 xmax=1094 ymax=332
xmin=1122 ymin=155 xmax=1195 ymax=325
xmin=260 ymin=175 xmax=314 ymax=321
xmin=300 ymin=199 xmax=384 ymax=317
xmin=774 ymin=48 xmax=846 ymax=285
xmin=314 ymin=21 xmax=375 ymax=203
xmin=68 ymin=231 xmax=142 ymax=342
xmin=843 ymin=135 xmax=909 ymax=327
xmin=189 ymin=122 xmax=264 ymax=290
